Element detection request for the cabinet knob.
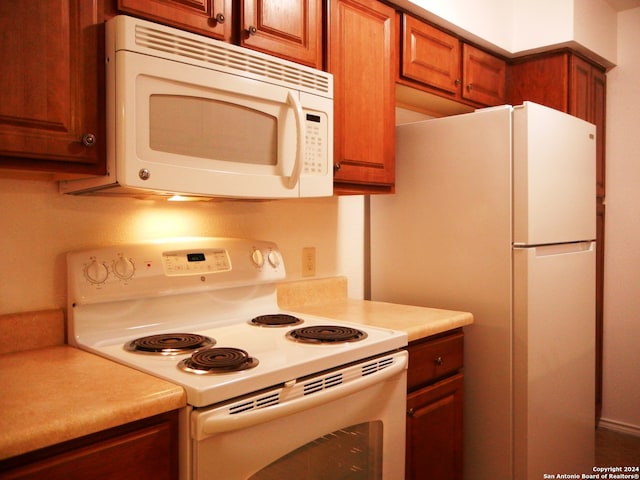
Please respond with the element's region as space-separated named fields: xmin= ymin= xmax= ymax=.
xmin=247 ymin=25 xmax=257 ymax=36
xmin=467 ymin=83 xmax=473 ymax=91
xmin=407 ymin=408 xmax=416 ymax=417
xmin=82 ymin=133 xmax=96 ymax=147
xmin=214 ymin=13 xmax=225 ymax=24
xmin=434 ymin=356 xmax=444 ymax=366
xmin=454 ymin=78 xmax=462 ymax=87
xmin=333 ymin=163 xmax=341 ymax=174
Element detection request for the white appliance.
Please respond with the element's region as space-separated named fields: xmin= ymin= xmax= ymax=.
xmin=369 ymin=102 xmax=596 ymax=480
xmin=67 ymin=237 xmax=407 ymax=479
xmin=60 ymin=15 xmax=333 ymax=200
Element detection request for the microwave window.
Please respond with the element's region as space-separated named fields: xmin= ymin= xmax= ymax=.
xmin=149 ymin=95 xmax=277 ymax=166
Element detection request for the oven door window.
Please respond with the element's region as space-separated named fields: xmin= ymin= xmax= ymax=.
xmin=249 ymin=421 xmax=383 ymax=480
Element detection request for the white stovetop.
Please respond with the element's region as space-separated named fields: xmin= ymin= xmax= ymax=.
xmin=66 ymin=238 xmax=407 ymax=407
xmin=81 ymin=311 xmax=406 ymax=407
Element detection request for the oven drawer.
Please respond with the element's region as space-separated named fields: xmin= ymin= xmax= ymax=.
xmin=407 ymin=329 xmax=463 ymax=391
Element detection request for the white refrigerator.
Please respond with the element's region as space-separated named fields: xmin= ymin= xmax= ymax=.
xmin=369 ymin=102 xmax=596 ymax=480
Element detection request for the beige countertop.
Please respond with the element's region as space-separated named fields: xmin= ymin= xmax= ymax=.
xmin=0 ymin=311 xmax=186 ymax=461
xmin=278 ymin=277 xmax=474 ymax=343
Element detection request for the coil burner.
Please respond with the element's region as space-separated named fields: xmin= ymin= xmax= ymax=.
xmin=286 ymin=325 xmax=368 ymax=344
xmin=249 ymin=314 xmax=303 ymax=327
xmin=178 ymin=347 xmax=259 ymax=374
xmin=125 ymin=333 xmax=215 ymax=355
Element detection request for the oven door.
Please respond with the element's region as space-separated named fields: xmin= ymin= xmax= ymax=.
xmin=189 ymin=351 xmax=407 ymax=480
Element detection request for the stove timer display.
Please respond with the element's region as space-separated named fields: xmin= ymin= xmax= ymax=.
xmin=163 ymin=248 xmax=231 ymax=275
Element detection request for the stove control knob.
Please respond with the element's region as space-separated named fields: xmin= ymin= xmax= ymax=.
xmin=84 ymin=259 xmax=109 ymax=284
xmin=251 ymin=248 xmax=264 ymax=268
xmin=267 ymin=250 xmax=281 ymax=268
xmin=112 ymin=256 xmax=135 ymax=280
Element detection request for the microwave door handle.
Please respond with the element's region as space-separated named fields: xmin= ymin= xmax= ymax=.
xmin=286 ymin=91 xmax=304 ymax=188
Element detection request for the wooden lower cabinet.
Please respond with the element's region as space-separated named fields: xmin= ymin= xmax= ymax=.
xmin=405 ymin=329 xmax=464 ymax=480
xmin=0 ymin=411 xmax=179 ymax=480
xmin=406 ymin=373 xmax=464 ymax=480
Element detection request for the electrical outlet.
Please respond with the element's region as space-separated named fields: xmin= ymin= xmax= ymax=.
xmin=302 ymin=247 xmax=316 ymax=277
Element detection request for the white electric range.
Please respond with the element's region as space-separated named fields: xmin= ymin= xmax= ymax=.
xmin=67 ymin=237 xmax=408 ymax=479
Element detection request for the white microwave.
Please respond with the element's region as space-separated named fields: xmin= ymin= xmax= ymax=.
xmin=60 ymin=15 xmax=334 ymax=199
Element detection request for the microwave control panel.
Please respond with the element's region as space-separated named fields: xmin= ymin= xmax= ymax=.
xmin=303 ymin=112 xmax=328 ymax=175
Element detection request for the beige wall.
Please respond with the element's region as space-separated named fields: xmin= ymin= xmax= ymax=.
xmin=0 ymin=177 xmax=365 ymax=316
xmin=601 ymin=6 xmax=640 ymax=434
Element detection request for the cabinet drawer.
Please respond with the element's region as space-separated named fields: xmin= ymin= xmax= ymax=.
xmin=407 ymin=330 xmax=463 ymax=391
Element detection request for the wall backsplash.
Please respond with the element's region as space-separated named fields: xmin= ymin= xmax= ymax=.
xmin=0 ymin=177 xmax=365 ymax=315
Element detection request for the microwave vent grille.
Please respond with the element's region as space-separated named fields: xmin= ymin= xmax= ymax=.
xmin=134 ymin=25 xmax=331 ymax=96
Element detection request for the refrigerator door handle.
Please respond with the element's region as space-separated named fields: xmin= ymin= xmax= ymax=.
xmin=513 ymin=241 xmax=595 ymax=256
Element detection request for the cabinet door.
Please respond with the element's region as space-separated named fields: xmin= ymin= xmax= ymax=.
xmin=462 ymin=43 xmax=506 ymax=106
xmin=0 ymin=1 xmax=104 ymax=175
xmin=569 ymin=55 xmax=606 ymax=198
xmin=507 ymin=52 xmax=570 ymax=112
xmin=117 ymin=0 xmax=232 ymax=41
xmin=406 ymin=373 xmax=464 ymax=480
xmin=329 ymin=0 xmax=396 ymax=193
xmin=0 ymin=412 xmax=179 ymax=480
xmin=400 ymin=14 xmax=460 ymax=95
xmin=592 ymin=70 xmax=606 ymax=199
xmin=241 ymin=0 xmax=322 ymax=69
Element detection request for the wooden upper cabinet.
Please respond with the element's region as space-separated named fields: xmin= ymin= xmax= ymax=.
xmin=462 ymin=43 xmax=506 ymax=106
xmin=328 ymin=0 xmax=396 ymax=193
xmin=398 ymin=13 xmax=506 ymax=107
xmin=401 ymin=15 xmax=460 ymax=95
xmin=0 ymin=1 xmax=105 ymax=175
xmin=508 ymin=52 xmax=570 ymax=111
xmin=117 ymin=0 xmax=233 ymax=41
xmin=570 ymin=56 xmax=594 ymax=120
xmin=241 ymin=0 xmax=323 ymax=69
xmin=116 ymin=1 xmax=322 ymax=68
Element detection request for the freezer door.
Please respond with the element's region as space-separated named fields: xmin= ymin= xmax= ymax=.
xmin=513 ymin=241 xmax=595 ymax=479
xmin=513 ymin=102 xmax=596 ymax=245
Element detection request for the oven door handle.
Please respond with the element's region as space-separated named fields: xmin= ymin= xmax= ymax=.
xmin=197 ymin=352 xmax=407 ymax=437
